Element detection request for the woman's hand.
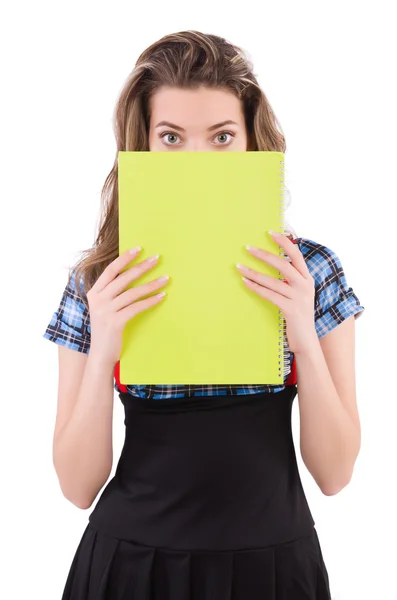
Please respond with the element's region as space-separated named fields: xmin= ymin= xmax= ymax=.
xmin=87 ymin=247 xmax=169 ymax=367
xmin=236 ymin=232 xmax=318 ymax=355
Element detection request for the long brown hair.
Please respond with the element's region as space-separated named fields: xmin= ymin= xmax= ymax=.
xmin=72 ymin=30 xmax=291 ymax=306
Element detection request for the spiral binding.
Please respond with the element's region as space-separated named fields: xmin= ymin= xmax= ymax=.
xmin=278 ymin=158 xmax=289 ymax=380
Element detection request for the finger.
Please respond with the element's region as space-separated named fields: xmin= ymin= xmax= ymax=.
xmin=236 ymin=264 xmax=293 ymax=299
xmin=106 ymin=254 xmax=160 ymax=299
xmin=242 ymin=277 xmax=288 ymax=312
xmin=120 ymin=290 xmax=166 ymax=321
xmin=114 ymin=274 xmax=169 ymax=311
xmin=268 ymin=233 xmax=311 ymax=279
xmin=245 ymin=244 xmax=299 ymax=283
xmin=90 ymin=247 xmax=143 ymax=294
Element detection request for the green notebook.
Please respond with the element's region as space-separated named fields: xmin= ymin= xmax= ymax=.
xmin=118 ymin=151 xmax=286 ymax=385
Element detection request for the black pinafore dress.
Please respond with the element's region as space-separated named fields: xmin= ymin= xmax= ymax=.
xmin=60 ymin=382 xmax=332 ymax=599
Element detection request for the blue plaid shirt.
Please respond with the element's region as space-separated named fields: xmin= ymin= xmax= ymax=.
xmin=43 ymin=236 xmax=365 ymax=399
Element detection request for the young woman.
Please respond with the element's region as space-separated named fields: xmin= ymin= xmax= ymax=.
xmin=43 ymin=30 xmax=365 ymax=599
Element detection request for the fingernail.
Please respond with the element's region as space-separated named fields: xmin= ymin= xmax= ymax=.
xmin=147 ymin=254 xmax=159 ymax=263
xmin=129 ymin=245 xmax=142 ymax=254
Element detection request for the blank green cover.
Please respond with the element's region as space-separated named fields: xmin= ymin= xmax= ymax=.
xmin=118 ymin=151 xmax=285 ymax=385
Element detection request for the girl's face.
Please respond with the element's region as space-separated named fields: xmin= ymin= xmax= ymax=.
xmin=148 ymin=86 xmax=249 ymax=152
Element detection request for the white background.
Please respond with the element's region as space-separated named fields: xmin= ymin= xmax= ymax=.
xmin=1 ymin=1 xmax=395 ymax=598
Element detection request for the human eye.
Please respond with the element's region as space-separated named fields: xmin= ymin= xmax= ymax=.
xmin=213 ymin=131 xmax=235 ymax=146
xmin=159 ymin=132 xmax=181 ymax=146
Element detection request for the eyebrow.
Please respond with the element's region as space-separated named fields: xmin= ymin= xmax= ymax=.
xmin=155 ymin=120 xmax=239 ymax=132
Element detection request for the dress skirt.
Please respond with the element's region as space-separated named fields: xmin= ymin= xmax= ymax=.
xmin=61 ymin=386 xmax=332 ymax=599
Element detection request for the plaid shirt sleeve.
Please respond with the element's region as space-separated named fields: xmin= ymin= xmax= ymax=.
xmin=296 ymin=237 xmax=365 ymax=339
xmin=42 ymin=269 xmax=91 ymax=353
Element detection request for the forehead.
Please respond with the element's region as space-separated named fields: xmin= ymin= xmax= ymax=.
xmin=149 ymin=86 xmax=244 ymax=126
